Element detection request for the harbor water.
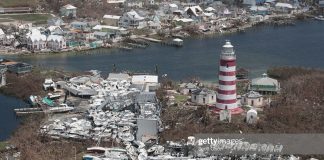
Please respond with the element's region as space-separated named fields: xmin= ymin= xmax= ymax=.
xmin=1 ymin=20 xmax=324 ymax=139
xmin=4 ymin=20 xmax=324 ymax=82
xmin=0 ymin=94 xmax=26 ymax=141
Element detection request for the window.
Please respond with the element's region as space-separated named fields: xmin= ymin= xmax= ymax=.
xmin=212 ymin=96 xmax=214 ymax=99
xmin=203 ymin=98 xmax=206 ymax=104
xmin=194 ymin=96 xmax=196 ymax=100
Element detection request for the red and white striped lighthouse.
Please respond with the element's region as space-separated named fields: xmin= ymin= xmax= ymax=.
xmin=216 ymin=41 xmax=238 ymax=110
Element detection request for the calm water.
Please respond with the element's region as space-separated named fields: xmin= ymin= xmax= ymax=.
xmin=3 ymin=20 xmax=324 ymax=82
xmin=0 ymin=94 xmax=26 ymax=140
xmin=1 ymin=20 xmax=324 ymax=139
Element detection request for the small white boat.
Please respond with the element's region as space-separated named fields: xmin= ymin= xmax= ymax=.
xmin=28 ymin=95 xmax=38 ymax=106
xmin=83 ymin=147 xmax=129 ymax=160
xmin=49 ymin=103 xmax=74 ymax=113
xmin=47 ymin=93 xmax=61 ymax=99
xmin=314 ymin=15 xmax=324 ymax=21
xmin=43 ymin=78 xmax=56 ymax=91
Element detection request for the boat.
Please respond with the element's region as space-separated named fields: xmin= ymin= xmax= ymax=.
xmin=43 ymin=78 xmax=56 ymax=91
xmin=47 ymin=93 xmax=61 ymax=100
xmin=172 ymin=38 xmax=183 ymax=47
xmin=118 ymin=45 xmax=133 ymax=51
xmin=28 ymin=95 xmax=38 ymax=106
xmin=314 ymin=15 xmax=324 ymax=21
xmin=83 ymin=147 xmax=129 ymax=160
xmin=49 ymin=103 xmax=74 ymax=113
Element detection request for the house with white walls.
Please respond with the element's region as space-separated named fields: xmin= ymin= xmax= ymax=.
xmin=47 ymin=35 xmax=67 ymax=51
xmin=26 ymin=28 xmax=47 ymax=51
xmin=118 ymin=10 xmax=146 ymax=29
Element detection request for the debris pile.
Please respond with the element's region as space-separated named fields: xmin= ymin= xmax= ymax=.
xmin=40 ymin=72 xmax=164 ymax=159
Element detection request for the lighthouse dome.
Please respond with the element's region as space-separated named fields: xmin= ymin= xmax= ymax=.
xmin=223 ymin=41 xmax=233 ymax=48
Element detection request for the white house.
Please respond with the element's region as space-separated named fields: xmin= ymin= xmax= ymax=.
xmin=168 ymin=3 xmax=179 ymax=13
xmin=0 ymin=29 xmax=5 ymax=42
xmin=60 ymin=4 xmax=77 ymax=18
xmin=275 ymin=2 xmax=294 ymax=13
xmin=148 ymin=15 xmax=161 ymax=30
xmin=191 ymin=88 xmax=216 ymax=105
xmin=241 ymin=91 xmax=264 ymax=107
xmin=26 ymin=29 xmax=47 ymax=51
xmin=47 ymin=35 xmax=66 ymax=51
xmin=132 ymin=75 xmax=159 ymax=92
xmin=179 ymin=82 xmax=199 ymax=95
xmin=119 ymin=10 xmax=146 ymax=29
xmin=103 ymin=15 xmax=121 ymax=26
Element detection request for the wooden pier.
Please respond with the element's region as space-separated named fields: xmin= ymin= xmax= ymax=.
xmin=126 ymin=43 xmax=148 ymax=48
xmin=117 ymin=45 xmax=133 ymax=51
xmin=14 ymin=107 xmax=45 ymax=115
xmin=137 ymin=36 xmax=162 ymax=43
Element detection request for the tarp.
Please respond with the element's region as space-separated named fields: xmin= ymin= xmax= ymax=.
xmin=42 ymin=97 xmax=54 ymax=107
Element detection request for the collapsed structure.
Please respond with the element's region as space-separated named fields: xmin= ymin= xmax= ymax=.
xmin=40 ymin=71 xmax=162 ymax=159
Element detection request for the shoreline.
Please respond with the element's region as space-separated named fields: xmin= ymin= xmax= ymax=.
xmin=0 ymin=14 xmax=314 ymax=57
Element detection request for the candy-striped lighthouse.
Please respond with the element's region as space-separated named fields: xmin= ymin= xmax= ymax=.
xmin=216 ymin=41 xmax=238 ymax=110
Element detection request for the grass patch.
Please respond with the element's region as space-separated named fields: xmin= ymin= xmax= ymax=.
xmin=174 ymin=94 xmax=188 ymax=104
xmin=0 ymin=0 xmax=38 ymax=7
xmin=0 ymin=14 xmax=52 ymax=24
xmin=0 ymin=141 xmax=7 ymax=151
xmin=0 ymin=18 xmax=13 ymax=22
xmin=132 ymin=29 xmax=152 ymax=36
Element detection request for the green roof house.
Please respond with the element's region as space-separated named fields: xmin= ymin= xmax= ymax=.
xmin=60 ymin=4 xmax=77 ymax=18
xmin=249 ymin=73 xmax=280 ymax=94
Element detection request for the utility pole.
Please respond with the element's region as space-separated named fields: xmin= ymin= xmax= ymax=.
xmin=72 ymin=146 xmax=76 ymax=160
xmin=155 ymin=64 xmax=159 ymax=75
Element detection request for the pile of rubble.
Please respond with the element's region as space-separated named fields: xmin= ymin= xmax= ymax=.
xmin=40 ymin=72 xmax=164 ymax=159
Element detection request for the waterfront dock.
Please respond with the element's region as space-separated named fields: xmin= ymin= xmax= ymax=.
xmin=137 ymin=36 xmax=162 ymax=43
xmin=14 ymin=107 xmax=44 ymax=115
